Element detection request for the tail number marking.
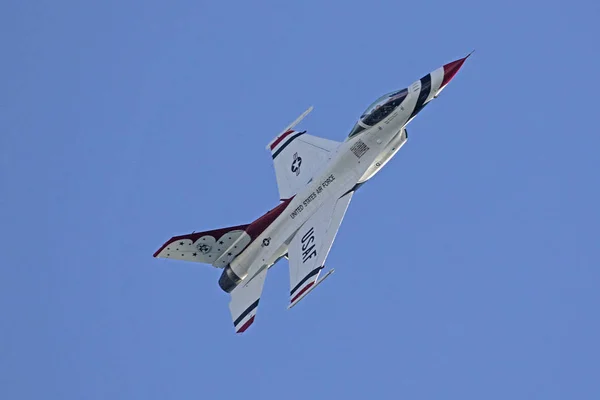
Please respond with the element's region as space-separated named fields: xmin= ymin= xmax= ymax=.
xmin=301 ymin=227 xmax=317 ymax=263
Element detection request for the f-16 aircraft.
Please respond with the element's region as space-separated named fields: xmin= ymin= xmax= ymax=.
xmin=154 ymin=54 xmax=471 ymax=333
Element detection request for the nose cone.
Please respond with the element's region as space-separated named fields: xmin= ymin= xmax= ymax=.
xmin=440 ymin=52 xmax=472 ymax=89
xmin=406 ymin=53 xmax=472 ymax=121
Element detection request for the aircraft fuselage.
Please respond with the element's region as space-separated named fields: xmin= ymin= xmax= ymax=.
xmin=154 ymin=54 xmax=471 ymax=332
xmin=228 ymin=83 xmax=423 ymax=282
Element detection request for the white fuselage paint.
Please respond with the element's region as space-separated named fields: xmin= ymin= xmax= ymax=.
xmin=229 ymin=80 xmax=427 ymax=281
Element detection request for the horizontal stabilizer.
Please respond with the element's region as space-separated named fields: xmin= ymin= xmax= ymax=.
xmin=229 ymin=267 xmax=268 ymax=333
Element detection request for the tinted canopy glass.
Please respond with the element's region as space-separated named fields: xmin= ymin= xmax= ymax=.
xmin=348 ymin=89 xmax=408 ymax=138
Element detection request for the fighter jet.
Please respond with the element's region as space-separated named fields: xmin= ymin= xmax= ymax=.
xmin=154 ymin=54 xmax=471 ymax=333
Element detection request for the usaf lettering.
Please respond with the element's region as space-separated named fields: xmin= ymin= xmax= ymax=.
xmin=301 ymin=227 xmax=317 ymax=263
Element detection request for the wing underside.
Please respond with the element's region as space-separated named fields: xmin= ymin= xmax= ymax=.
xmin=287 ymin=191 xmax=354 ymax=307
xmin=153 ymin=225 xmax=251 ymax=268
xmin=227 ymin=191 xmax=354 ymax=333
xmin=267 ymin=109 xmax=340 ymax=200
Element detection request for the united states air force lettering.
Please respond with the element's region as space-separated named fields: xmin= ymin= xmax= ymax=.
xmin=301 ymin=227 xmax=317 ymax=263
xmin=289 ymin=174 xmax=336 ymax=219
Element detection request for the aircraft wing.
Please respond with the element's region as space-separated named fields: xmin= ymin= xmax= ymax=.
xmin=267 ymin=109 xmax=340 ymax=200
xmin=153 ymin=225 xmax=251 ymax=269
xmin=287 ymin=191 xmax=354 ymax=308
xmin=228 ymin=266 xmax=268 ymax=334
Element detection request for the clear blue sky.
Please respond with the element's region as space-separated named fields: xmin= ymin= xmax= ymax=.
xmin=2 ymin=1 xmax=599 ymax=399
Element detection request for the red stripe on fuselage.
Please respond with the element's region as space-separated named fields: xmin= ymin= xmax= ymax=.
xmin=246 ymin=197 xmax=294 ymax=240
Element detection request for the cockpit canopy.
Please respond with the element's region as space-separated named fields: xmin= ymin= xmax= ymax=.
xmin=348 ymin=88 xmax=408 ymax=138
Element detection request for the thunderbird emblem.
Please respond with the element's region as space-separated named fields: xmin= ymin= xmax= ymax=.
xmin=196 ymin=243 xmax=211 ymax=254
